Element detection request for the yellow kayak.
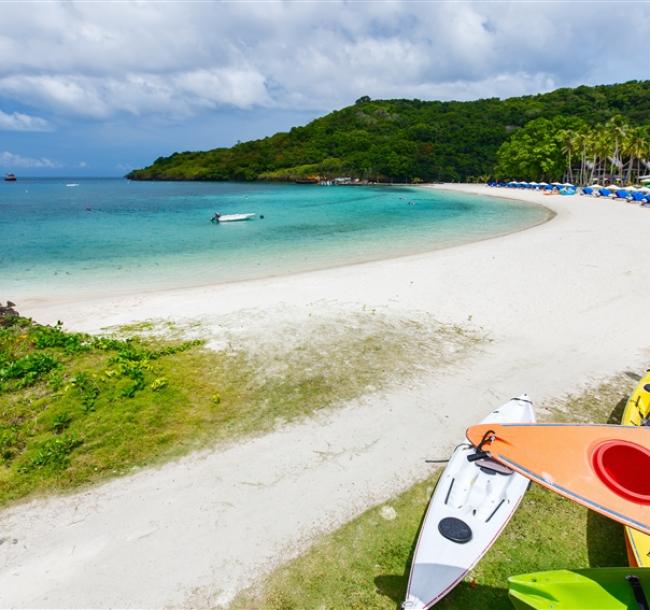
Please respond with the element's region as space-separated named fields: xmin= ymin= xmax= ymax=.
xmin=621 ymin=370 xmax=650 ymax=566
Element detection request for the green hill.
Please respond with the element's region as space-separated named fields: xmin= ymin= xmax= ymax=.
xmin=127 ymin=81 xmax=650 ymax=183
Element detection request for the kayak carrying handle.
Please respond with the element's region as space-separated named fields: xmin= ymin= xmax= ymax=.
xmin=626 ymin=574 xmax=649 ymax=610
xmin=467 ymin=429 xmax=496 ymax=463
xmin=476 ymin=429 xmax=496 ymax=451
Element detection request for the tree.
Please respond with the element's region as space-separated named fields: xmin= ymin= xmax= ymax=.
xmin=495 ymin=117 xmax=583 ymax=181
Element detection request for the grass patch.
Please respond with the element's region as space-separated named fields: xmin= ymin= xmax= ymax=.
xmin=229 ymin=374 xmax=637 ymax=610
xmin=0 ymin=309 xmax=479 ymax=506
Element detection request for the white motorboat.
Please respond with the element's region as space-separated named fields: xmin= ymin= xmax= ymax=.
xmin=211 ymin=212 xmax=255 ymax=223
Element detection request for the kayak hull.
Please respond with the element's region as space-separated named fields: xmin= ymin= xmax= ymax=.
xmin=508 ymin=568 xmax=650 ymax=610
xmin=465 ymin=423 xmax=650 ymax=535
xmin=403 ymin=395 xmax=535 ymax=609
xmin=621 ymin=371 xmax=650 ymax=567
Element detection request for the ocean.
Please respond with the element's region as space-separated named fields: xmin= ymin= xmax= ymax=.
xmin=0 ymin=179 xmax=549 ymax=302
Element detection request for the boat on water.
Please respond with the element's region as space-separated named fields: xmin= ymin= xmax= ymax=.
xmin=621 ymin=370 xmax=650 ymax=566
xmin=402 ymin=394 xmax=535 ymax=609
xmin=465 ymin=422 xmax=650 ymax=535
xmin=211 ymin=212 xmax=255 ymax=223
xmin=508 ymin=568 xmax=650 ymax=610
xmin=4 ymin=173 xmax=16 ymax=182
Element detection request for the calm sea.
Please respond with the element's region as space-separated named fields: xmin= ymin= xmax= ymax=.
xmin=0 ymin=179 xmax=549 ymax=302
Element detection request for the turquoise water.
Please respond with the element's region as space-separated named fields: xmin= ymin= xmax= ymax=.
xmin=0 ymin=179 xmax=549 ymax=301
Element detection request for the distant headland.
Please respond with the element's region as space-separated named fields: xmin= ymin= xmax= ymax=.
xmin=127 ymin=80 xmax=650 ymax=184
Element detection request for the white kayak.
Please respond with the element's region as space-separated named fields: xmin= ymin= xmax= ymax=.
xmin=403 ymin=394 xmax=535 ymax=609
xmin=214 ymin=213 xmax=255 ymax=223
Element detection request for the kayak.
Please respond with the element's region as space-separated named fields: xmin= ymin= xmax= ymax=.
xmin=621 ymin=371 xmax=650 ymax=566
xmin=622 ymin=372 xmax=650 ymax=426
xmin=508 ymin=567 xmax=650 ymax=610
xmin=402 ymin=395 xmax=535 ymax=609
xmin=465 ymin=423 xmax=650 ymax=535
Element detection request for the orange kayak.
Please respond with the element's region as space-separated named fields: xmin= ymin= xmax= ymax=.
xmin=465 ymin=423 xmax=650 ymax=535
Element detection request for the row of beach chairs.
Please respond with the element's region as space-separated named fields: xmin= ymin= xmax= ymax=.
xmin=486 ymin=181 xmax=650 ymax=205
xmin=580 ymin=186 xmax=650 ymax=204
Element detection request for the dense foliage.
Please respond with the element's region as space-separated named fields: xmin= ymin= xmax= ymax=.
xmin=127 ymin=81 xmax=650 ymax=183
xmin=0 ymin=313 xmax=207 ymax=502
xmin=495 ymin=115 xmax=650 ymax=183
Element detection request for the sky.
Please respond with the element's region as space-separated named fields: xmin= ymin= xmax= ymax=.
xmin=0 ymin=1 xmax=648 ymax=176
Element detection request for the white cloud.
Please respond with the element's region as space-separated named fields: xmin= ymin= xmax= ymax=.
xmin=0 ymin=1 xmax=646 ymax=121
xmin=0 ymin=151 xmax=60 ymax=168
xmin=0 ymin=69 xmax=269 ymax=118
xmin=0 ymin=109 xmax=50 ymax=131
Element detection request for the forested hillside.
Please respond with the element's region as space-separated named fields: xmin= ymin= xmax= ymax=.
xmin=127 ymin=81 xmax=650 ymax=183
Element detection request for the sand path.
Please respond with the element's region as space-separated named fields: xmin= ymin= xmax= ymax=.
xmin=1 ymin=185 xmax=649 ymax=608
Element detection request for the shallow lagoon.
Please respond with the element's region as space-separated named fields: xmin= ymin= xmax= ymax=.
xmin=0 ymin=179 xmax=549 ymax=301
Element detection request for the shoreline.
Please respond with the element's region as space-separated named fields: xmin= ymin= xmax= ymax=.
xmin=3 ymin=183 xmax=650 ymax=608
xmin=17 ymin=184 xmax=553 ymax=320
xmin=9 ymin=184 xmax=552 ymax=311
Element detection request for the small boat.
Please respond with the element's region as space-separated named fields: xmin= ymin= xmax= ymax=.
xmin=465 ymin=423 xmax=650 ymax=535
xmin=508 ymin=568 xmax=650 ymax=610
xmin=402 ymin=394 xmax=535 ymax=609
xmin=4 ymin=173 xmax=16 ymax=182
xmin=66 ymin=183 xmax=79 ymax=187
xmin=211 ymin=212 xmax=255 ymax=223
xmin=621 ymin=371 xmax=650 ymax=566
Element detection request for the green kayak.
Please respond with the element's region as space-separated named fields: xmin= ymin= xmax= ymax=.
xmin=509 ymin=568 xmax=650 ymax=610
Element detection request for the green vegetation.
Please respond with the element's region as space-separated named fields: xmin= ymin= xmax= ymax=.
xmin=495 ymin=115 xmax=650 ymax=183
xmin=127 ymin=81 xmax=650 ymax=183
xmin=0 ymin=310 xmax=478 ymax=506
xmin=229 ymin=375 xmax=636 ymax=610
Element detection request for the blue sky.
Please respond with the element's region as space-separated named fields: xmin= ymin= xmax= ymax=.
xmin=0 ymin=1 xmax=648 ymax=176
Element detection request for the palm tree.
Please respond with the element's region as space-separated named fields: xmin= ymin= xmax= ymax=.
xmin=589 ymin=126 xmax=610 ymax=184
xmin=558 ymin=130 xmax=576 ymax=183
xmin=605 ymin=116 xmax=628 ymax=183
xmin=573 ymin=129 xmax=589 ymax=185
xmin=623 ymin=128 xmax=643 ymax=184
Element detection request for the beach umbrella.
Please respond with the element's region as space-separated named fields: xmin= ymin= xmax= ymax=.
xmin=563 ymin=183 xmax=575 ymax=187
xmin=538 ymin=182 xmax=548 ymax=186
xmin=551 ymin=182 xmax=562 ymax=186
xmin=529 ymin=181 xmax=538 ymax=186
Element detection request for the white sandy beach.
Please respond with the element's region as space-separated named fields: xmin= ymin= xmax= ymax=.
xmin=1 ymin=184 xmax=649 ymax=608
